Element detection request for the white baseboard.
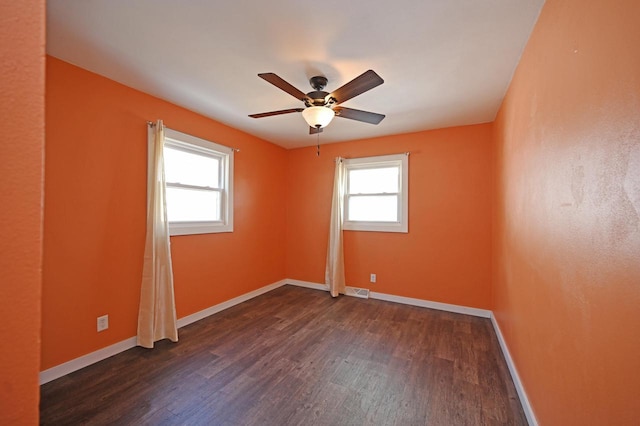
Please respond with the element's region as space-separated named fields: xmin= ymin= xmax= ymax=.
xmin=39 ymin=279 xmax=288 ymax=385
xmin=286 ymin=279 xmax=491 ymax=318
xmin=176 ymin=279 xmax=287 ymax=328
xmin=285 ymin=279 xmax=370 ymax=299
xmin=491 ymin=313 xmax=537 ymax=426
xmin=39 ymin=337 xmax=138 ymax=385
xmin=285 ymin=279 xmax=329 ymax=292
xmin=370 ymin=291 xmax=492 ymax=318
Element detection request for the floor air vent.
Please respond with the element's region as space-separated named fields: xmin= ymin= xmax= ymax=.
xmin=345 ymin=287 xmax=370 ymax=299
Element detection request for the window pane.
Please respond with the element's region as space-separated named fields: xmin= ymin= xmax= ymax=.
xmin=166 ymin=187 xmax=220 ymax=222
xmin=348 ymin=195 xmax=398 ymax=222
xmin=348 ymin=166 xmax=399 ymax=194
xmin=164 ymin=146 xmax=220 ymax=188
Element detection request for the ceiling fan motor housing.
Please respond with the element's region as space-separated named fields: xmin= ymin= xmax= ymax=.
xmin=309 ymin=76 xmax=328 ymax=90
xmin=305 ymin=76 xmax=335 ymax=107
xmin=305 ymin=91 xmax=330 ymax=107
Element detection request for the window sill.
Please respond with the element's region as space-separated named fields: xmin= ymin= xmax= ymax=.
xmin=169 ymin=222 xmax=233 ymax=236
xmin=343 ymin=222 xmax=408 ymax=233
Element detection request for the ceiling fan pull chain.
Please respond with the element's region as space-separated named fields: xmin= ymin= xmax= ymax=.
xmin=317 ymin=131 xmax=320 ymax=156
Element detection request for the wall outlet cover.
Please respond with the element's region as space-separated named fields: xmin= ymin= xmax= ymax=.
xmin=97 ymin=315 xmax=109 ymax=332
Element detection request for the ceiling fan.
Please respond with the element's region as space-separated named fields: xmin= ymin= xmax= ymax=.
xmin=249 ymin=70 xmax=385 ymax=134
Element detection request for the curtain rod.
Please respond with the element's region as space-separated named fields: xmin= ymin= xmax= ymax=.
xmin=335 ymin=152 xmax=410 ymax=161
xmin=147 ymin=121 xmax=240 ymax=152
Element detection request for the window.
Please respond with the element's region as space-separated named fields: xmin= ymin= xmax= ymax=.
xmin=343 ymin=153 xmax=408 ymax=233
xmin=157 ymin=128 xmax=233 ymax=235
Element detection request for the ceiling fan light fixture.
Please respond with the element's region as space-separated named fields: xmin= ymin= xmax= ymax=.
xmin=302 ymin=106 xmax=335 ymax=129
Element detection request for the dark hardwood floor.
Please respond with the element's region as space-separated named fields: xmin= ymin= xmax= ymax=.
xmin=40 ymin=285 xmax=526 ymax=425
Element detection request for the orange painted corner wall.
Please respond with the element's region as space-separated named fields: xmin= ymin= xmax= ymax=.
xmin=492 ymin=0 xmax=640 ymax=424
xmin=43 ymin=56 xmax=287 ymax=370
xmin=286 ymin=125 xmax=493 ymax=309
xmin=0 ymin=0 xmax=45 ymax=423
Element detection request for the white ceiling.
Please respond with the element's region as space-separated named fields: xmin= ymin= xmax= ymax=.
xmin=46 ymin=0 xmax=545 ymax=149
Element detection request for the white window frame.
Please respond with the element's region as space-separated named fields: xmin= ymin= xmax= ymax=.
xmin=343 ymin=153 xmax=409 ymax=233
xmin=151 ymin=127 xmax=234 ymax=236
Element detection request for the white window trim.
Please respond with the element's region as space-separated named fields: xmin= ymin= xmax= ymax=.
xmin=343 ymin=153 xmax=409 ymax=233
xmin=149 ymin=127 xmax=234 ymax=236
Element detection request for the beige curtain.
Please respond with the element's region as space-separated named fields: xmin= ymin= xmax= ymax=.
xmin=137 ymin=120 xmax=178 ymax=348
xmin=325 ymin=157 xmax=346 ymax=297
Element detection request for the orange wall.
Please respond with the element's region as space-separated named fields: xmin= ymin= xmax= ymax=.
xmin=286 ymin=125 xmax=493 ymax=309
xmin=0 ymin=0 xmax=45 ymax=423
xmin=43 ymin=57 xmax=287 ymax=370
xmin=492 ymin=0 xmax=640 ymax=424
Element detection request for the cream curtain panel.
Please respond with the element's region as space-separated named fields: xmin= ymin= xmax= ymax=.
xmin=325 ymin=157 xmax=346 ymax=297
xmin=137 ymin=120 xmax=178 ymax=348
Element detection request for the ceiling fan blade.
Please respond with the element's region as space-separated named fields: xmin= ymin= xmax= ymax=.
xmin=334 ymin=106 xmax=385 ymax=124
xmin=249 ymin=108 xmax=304 ymax=118
xmin=258 ymin=73 xmax=309 ymax=101
xmin=309 ymin=126 xmax=323 ymax=135
xmin=328 ymin=70 xmax=384 ymax=104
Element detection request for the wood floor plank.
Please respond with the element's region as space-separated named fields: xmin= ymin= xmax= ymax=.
xmin=40 ymin=285 xmax=527 ymax=425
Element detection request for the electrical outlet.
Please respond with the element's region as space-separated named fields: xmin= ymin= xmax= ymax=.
xmin=97 ymin=315 xmax=109 ymax=332
xmin=370 ymin=273 xmax=377 ymax=283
